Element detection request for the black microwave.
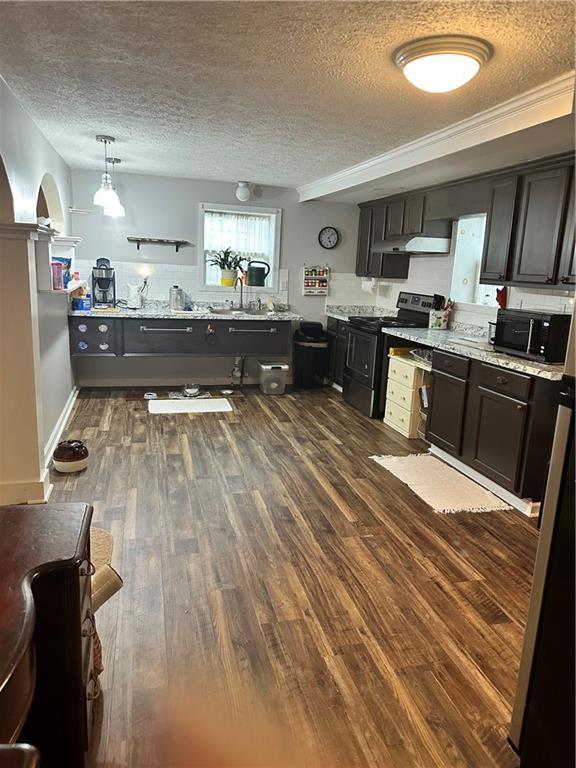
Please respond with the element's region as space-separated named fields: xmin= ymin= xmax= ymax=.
xmin=494 ymin=309 xmax=572 ymax=364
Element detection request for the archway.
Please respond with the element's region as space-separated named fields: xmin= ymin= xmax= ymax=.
xmin=0 ymin=155 xmax=15 ymax=224
xmin=36 ymin=172 xmax=64 ymax=232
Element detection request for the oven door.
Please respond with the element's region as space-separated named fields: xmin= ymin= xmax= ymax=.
xmin=494 ymin=315 xmax=543 ymax=358
xmin=345 ymin=327 xmax=378 ymax=387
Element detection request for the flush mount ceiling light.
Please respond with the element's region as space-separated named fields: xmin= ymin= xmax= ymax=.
xmin=103 ymin=157 xmax=125 ymax=218
xmin=93 ymin=135 xmax=124 ymax=212
xmin=235 ymin=181 xmax=251 ymax=202
xmin=393 ymin=35 xmax=493 ymax=93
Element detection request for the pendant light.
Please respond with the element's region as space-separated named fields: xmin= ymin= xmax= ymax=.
xmin=393 ymin=35 xmax=493 ymax=93
xmin=93 ymin=135 xmax=122 ymax=209
xmin=103 ymin=157 xmax=125 ymax=218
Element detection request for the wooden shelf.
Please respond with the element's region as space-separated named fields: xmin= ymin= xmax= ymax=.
xmin=127 ymin=237 xmax=193 ymax=253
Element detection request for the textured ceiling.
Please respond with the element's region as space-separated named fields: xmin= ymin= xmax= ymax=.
xmin=0 ymin=1 xmax=573 ymax=187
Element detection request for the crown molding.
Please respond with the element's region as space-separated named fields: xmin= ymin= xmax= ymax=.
xmin=298 ymin=71 xmax=575 ymax=202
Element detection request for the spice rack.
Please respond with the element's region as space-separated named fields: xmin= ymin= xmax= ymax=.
xmin=302 ymin=264 xmax=330 ymax=296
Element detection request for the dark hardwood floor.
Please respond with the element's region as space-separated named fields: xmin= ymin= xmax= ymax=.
xmin=50 ymin=388 xmax=537 ymax=767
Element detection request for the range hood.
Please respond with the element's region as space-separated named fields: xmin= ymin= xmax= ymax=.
xmin=371 ymin=234 xmax=451 ymax=255
xmin=371 ymin=218 xmax=453 ymax=255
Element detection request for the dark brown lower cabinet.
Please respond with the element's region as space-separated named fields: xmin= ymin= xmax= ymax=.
xmin=427 ymin=355 xmax=561 ymax=501
xmin=328 ymin=320 xmax=348 ymax=386
xmin=461 ymin=386 xmax=528 ymax=491
xmin=425 ymin=370 xmax=468 ymax=455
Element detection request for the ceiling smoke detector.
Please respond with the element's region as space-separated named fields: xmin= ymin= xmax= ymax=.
xmin=393 ymin=35 xmax=493 ymax=93
xmin=235 ymin=181 xmax=251 ymax=202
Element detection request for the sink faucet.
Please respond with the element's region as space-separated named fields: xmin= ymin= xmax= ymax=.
xmin=234 ymin=276 xmax=244 ymax=310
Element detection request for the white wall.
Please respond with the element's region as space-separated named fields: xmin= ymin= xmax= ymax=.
xmin=0 ymin=78 xmax=71 ymax=227
xmin=70 ymin=170 xmax=358 ymax=323
xmin=0 ymin=78 xmax=75 ymax=455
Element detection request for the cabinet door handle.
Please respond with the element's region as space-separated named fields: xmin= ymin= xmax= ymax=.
xmin=516 ymin=404 xmax=524 ymax=411
xmin=140 ymin=325 xmax=194 ymax=333
xmin=496 ymin=375 xmax=508 ymax=385
xmin=80 ymin=561 xmax=96 ymax=577
xmin=228 ymin=327 xmax=278 ymax=334
xmin=545 ymin=277 xmax=554 ymax=284
xmin=561 ymin=276 xmax=570 ymax=284
xmin=526 ymin=318 xmax=534 ymax=353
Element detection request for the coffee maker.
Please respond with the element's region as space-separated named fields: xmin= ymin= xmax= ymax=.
xmin=92 ymin=258 xmax=116 ymax=307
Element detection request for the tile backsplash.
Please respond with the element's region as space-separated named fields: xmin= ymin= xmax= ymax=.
xmin=75 ymin=259 xmax=289 ymax=306
xmin=326 ymin=260 xmax=574 ymax=333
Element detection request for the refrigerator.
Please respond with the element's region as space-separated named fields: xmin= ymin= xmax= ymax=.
xmin=509 ymin=310 xmax=575 ymax=766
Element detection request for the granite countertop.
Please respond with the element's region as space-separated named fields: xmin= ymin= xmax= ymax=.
xmin=382 ymin=326 xmax=565 ymax=381
xmin=325 ymin=305 xmax=386 ymax=322
xmin=69 ymin=303 xmax=301 ymax=322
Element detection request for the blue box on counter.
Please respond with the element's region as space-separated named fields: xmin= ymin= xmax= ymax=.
xmin=71 ymin=297 xmax=92 ymax=311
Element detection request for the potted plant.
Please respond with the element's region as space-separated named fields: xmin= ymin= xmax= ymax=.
xmin=206 ymin=248 xmax=246 ymax=286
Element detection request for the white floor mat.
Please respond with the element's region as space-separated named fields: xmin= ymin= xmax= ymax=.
xmin=148 ymin=398 xmax=232 ymax=414
xmin=370 ymin=453 xmax=512 ymax=513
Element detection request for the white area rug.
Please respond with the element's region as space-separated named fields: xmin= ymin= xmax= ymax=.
xmin=148 ymin=398 xmax=232 ymax=414
xmin=370 ymin=453 xmax=512 ymax=514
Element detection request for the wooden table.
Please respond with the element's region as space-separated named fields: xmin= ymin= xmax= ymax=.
xmin=0 ymin=503 xmax=94 ymax=768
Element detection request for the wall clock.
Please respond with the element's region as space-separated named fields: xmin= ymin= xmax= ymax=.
xmin=318 ymin=226 xmax=339 ymax=249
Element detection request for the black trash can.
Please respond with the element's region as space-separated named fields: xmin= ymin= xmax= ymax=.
xmin=293 ymin=321 xmax=329 ymax=389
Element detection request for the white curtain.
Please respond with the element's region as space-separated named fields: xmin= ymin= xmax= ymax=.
xmin=204 ymin=210 xmax=274 ymax=286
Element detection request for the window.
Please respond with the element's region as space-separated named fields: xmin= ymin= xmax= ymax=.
xmin=449 ymin=213 xmax=500 ymax=306
xmin=199 ymin=203 xmax=281 ymax=290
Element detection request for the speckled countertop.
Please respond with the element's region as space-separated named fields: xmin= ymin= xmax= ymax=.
xmin=69 ymin=303 xmax=301 ymax=322
xmin=382 ymin=327 xmax=564 ymax=381
xmin=325 ymin=305 xmax=385 ymax=322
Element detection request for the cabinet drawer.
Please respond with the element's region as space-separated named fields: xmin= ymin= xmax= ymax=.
xmin=387 ymin=379 xmax=419 ymax=411
xmin=388 ymin=358 xmax=418 ymax=389
xmin=478 ymin=363 xmax=532 ymax=401
xmin=432 ymin=350 xmax=470 ymax=379
xmin=123 ymin=318 xmax=201 ymax=355
xmin=384 ymin=400 xmax=419 ymax=438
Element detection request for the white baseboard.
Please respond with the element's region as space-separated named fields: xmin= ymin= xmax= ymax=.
xmin=332 ymin=383 xmax=343 ymax=393
xmin=430 ymin=446 xmax=540 ymax=518
xmin=44 ymin=386 xmax=79 ymax=469
xmin=0 ymin=473 xmax=51 ymax=505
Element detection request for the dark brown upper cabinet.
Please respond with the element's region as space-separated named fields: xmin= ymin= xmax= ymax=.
xmin=355 ymin=206 xmax=373 ymax=277
xmin=402 ymin=195 xmax=425 ymax=235
xmin=480 ymin=175 xmax=518 ymax=284
xmin=356 ymin=203 xmax=409 ymax=279
xmin=356 ymin=154 xmax=573 ymax=289
xmin=386 ymin=200 xmax=404 ymax=237
xmin=384 ymin=195 xmax=424 ymax=238
xmin=365 ymin=203 xmax=387 ymax=276
xmin=511 ymin=165 xmax=571 ymax=285
xmin=558 ymin=178 xmax=575 ymax=286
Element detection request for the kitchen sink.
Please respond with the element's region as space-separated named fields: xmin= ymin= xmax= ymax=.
xmin=242 ymin=309 xmax=272 ymax=316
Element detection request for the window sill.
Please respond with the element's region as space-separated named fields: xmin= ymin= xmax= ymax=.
xmin=197 ymin=283 xmax=278 ymax=294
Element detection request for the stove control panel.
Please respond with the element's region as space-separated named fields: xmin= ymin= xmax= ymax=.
xmin=396 ymin=292 xmax=443 ymax=313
